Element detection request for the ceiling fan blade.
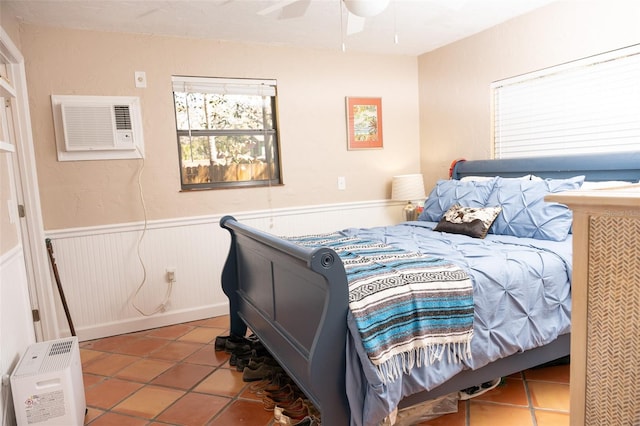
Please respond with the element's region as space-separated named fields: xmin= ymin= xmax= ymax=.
xmin=257 ymin=0 xmax=302 ymax=16
xmin=278 ymin=0 xmax=311 ymax=19
xmin=346 ymin=12 xmax=366 ymax=35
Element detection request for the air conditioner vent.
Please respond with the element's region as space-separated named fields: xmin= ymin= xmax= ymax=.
xmin=51 ymin=95 xmax=145 ymax=161
xmin=114 ymin=105 xmax=132 ymax=130
xmin=61 ymin=104 xmax=117 ymax=150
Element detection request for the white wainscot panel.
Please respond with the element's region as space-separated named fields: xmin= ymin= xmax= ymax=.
xmin=46 ymin=200 xmax=401 ymax=340
xmin=1 ymin=245 xmax=37 ymax=425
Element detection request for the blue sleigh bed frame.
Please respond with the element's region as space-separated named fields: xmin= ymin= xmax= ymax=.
xmin=220 ymin=152 xmax=640 ymax=425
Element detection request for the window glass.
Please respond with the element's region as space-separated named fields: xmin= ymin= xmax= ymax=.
xmin=172 ymin=77 xmax=281 ymax=189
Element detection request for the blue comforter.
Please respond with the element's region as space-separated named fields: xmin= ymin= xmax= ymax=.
xmin=341 ymin=221 xmax=572 ymax=426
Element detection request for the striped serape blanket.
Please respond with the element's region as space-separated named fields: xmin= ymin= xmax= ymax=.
xmin=287 ymin=232 xmax=474 ymax=383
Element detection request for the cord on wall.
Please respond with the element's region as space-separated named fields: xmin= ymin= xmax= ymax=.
xmin=131 ymin=148 xmax=174 ymax=316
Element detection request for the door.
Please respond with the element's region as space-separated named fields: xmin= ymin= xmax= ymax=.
xmin=1 ymin=82 xmax=42 ymax=338
xmin=0 ymin=26 xmax=58 ymax=343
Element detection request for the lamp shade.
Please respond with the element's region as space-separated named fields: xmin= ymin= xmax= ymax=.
xmin=391 ymin=174 xmax=426 ymax=201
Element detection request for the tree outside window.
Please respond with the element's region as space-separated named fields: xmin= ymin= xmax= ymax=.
xmin=172 ymin=77 xmax=282 ymax=190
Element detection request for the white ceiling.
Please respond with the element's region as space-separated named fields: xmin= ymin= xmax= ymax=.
xmin=3 ymin=0 xmax=556 ymax=56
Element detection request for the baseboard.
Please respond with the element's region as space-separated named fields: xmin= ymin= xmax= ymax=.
xmin=71 ymin=303 xmax=229 ymax=342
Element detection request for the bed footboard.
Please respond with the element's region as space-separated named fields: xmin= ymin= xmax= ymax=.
xmin=220 ymin=216 xmax=351 ymax=425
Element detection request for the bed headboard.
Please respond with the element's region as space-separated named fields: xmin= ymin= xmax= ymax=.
xmin=451 ymin=152 xmax=640 ymax=182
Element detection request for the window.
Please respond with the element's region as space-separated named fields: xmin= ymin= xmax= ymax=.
xmin=172 ymin=76 xmax=281 ymax=190
xmin=492 ymin=44 xmax=640 ymax=159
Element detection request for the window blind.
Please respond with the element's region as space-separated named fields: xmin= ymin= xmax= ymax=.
xmin=492 ymin=44 xmax=640 ymax=159
xmin=171 ymin=76 xmax=277 ymax=97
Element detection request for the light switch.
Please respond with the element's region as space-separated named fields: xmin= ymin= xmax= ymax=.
xmin=338 ymin=176 xmax=346 ymax=190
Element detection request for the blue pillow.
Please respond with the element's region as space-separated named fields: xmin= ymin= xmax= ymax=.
xmin=486 ymin=176 xmax=585 ymax=241
xmin=418 ymin=178 xmax=497 ymax=222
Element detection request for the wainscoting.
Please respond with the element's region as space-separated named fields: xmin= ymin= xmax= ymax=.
xmin=45 ymin=200 xmax=401 ymax=341
xmin=1 ymin=244 xmax=37 ymax=424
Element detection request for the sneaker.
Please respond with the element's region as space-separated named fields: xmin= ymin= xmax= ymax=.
xmin=224 ymin=335 xmax=251 ymax=353
xmin=243 ymin=363 xmax=283 ymax=382
xmin=214 ymin=335 xmax=231 ymax=351
xmin=459 ymin=378 xmax=502 ymax=400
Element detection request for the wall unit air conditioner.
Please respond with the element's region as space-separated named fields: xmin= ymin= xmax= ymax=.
xmin=10 ymin=337 xmax=86 ymax=425
xmin=51 ymin=95 xmax=145 ymax=161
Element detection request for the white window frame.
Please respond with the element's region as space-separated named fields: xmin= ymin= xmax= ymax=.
xmin=492 ymin=44 xmax=640 ymax=159
xmin=171 ymin=76 xmax=281 ymax=190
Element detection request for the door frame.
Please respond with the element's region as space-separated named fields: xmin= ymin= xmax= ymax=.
xmin=1 ymin=25 xmax=59 ymax=341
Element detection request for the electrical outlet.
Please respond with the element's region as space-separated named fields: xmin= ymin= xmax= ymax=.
xmin=166 ymin=268 xmax=176 ymax=283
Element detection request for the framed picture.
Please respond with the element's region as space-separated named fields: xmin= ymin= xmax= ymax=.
xmin=346 ymin=97 xmax=383 ymax=150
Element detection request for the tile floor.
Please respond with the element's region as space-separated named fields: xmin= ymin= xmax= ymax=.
xmin=81 ymin=316 xmax=570 ymax=425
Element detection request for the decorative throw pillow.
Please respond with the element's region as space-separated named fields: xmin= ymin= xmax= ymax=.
xmin=418 ymin=178 xmax=497 ymax=222
xmin=486 ymin=175 xmax=585 ymax=241
xmin=434 ymin=204 xmax=502 ymax=239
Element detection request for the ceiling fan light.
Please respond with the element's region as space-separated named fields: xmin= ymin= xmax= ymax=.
xmin=343 ymin=0 xmax=390 ymax=18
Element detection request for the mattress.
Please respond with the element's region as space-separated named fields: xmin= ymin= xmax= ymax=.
xmin=341 ymin=221 xmax=573 ymax=426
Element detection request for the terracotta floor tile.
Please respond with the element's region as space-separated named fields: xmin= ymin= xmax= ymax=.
xmin=178 ymin=327 xmax=221 ymax=344
xmin=84 ymin=378 xmax=143 ymax=409
xmin=184 ymin=344 xmax=229 ymax=366
xmin=82 ymin=353 xmax=138 ymax=376
xmin=112 ymin=385 xmax=185 ymax=418
xmin=87 ymin=411 xmax=149 ymax=426
xmin=146 ymin=323 xmax=194 ymax=339
xmin=473 ymin=378 xmax=528 ymax=406
xmin=114 ymin=336 xmax=169 ymax=357
xmin=524 ymin=363 xmax=570 ymax=384
xmin=84 ymin=407 xmax=104 ymax=424
xmin=81 ymin=349 xmax=107 ymax=366
xmin=535 ymin=410 xmax=570 ymax=426
xmin=148 ymin=341 xmax=203 ymax=361
xmin=150 ymin=362 xmax=215 ymax=390
xmin=208 ymin=399 xmax=273 ymax=426
xmin=81 ymin=316 xmax=573 ymax=425
xmin=155 ymin=392 xmax=231 ymax=425
xmin=83 ymin=373 xmax=105 ymax=389
xmin=193 ymin=368 xmax=247 ymax=397
xmin=114 ymin=358 xmax=175 ymax=383
xmin=417 ymin=400 xmax=466 ymax=425
xmin=188 ymin=316 xmax=229 ymax=328
xmin=469 ymin=402 xmax=534 ymax=426
xmin=528 ymin=381 xmax=570 ymax=411
xmin=83 ymin=334 xmax=141 ymax=352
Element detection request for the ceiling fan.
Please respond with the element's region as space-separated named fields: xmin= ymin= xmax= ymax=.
xmin=257 ymin=0 xmax=391 ymax=35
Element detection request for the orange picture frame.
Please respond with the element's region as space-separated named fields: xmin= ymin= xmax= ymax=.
xmin=346 ymin=97 xmax=383 ymax=150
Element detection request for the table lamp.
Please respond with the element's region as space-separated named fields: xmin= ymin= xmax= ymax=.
xmin=391 ymin=174 xmax=426 ymax=221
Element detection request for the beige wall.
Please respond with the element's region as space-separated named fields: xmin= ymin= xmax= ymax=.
xmin=418 ymin=1 xmax=640 ymax=188
xmin=19 ymin=24 xmax=420 ymax=230
xmin=19 ymin=2 xmax=640 ymax=230
xmin=0 ymin=4 xmax=20 ymax=46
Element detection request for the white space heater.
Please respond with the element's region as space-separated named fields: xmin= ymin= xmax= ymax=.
xmin=10 ymin=337 xmax=86 ymax=425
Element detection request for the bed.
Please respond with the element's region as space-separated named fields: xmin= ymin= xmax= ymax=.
xmin=220 ymin=152 xmax=640 ymax=426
